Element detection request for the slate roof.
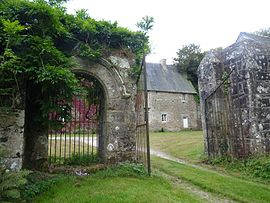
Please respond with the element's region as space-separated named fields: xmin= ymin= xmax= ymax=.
xmin=146 ymin=62 xmax=197 ymax=94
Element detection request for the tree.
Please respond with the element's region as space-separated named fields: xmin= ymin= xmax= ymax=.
xmin=255 ymin=28 xmax=270 ymax=37
xmin=136 ymin=16 xmax=154 ymax=34
xmin=173 ymin=44 xmax=204 ymax=92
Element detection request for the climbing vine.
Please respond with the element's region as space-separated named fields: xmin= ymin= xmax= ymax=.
xmin=0 ymin=0 xmax=150 ymax=124
xmin=221 ymin=71 xmax=231 ymax=95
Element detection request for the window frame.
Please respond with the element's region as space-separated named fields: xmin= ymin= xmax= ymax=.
xmin=181 ymin=93 xmax=187 ymax=103
xmin=161 ymin=113 xmax=167 ymax=122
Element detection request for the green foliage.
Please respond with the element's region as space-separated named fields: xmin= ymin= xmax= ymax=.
xmin=254 ymin=28 xmax=270 ymax=37
xmin=173 ymin=44 xmax=205 ymax=92
xmin=2 ymin=19 xmax=25 ymax=40
xmin=0 ymin=0 xmax=149 ymax=125
xmin=93 ymin=163 xmax=147 ymax=178
xmin=136 ymin=16 xmax=154 ymax=33
xmin=0 ymin=18 xmax=26 ymax=108
xmin=64 ymin=153 xmax=99 ymax=166
xmin=221 ymin=71 xmax=231 ymax=95
xmin=0 ymin=145 xmax=30 ymax=202
xmin=46 ymin=0 xmax=69 ymax=8
xmin=21 ymin=171 xmax=63 ymax=200
xmin=207 ymin=155 xmax=270 ymax=182
xmin=135 ymin=16 xmax=154 ymax=57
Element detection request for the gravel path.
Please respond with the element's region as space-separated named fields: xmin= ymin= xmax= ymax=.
xmin=49 ymin=136 xmax=97 ymax=146
xmin=150 ymin=149 xmax=237 ymax=203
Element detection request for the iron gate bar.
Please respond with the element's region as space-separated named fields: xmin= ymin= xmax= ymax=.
xmin=48 ymin=74 xmax=103 ymax=165
xmin=143 ymin=57 xmax=151 ymax=175
xmin=135 ymin=56 xmax=151 ymax=175
xmin=204 ymin=60 xmax=249 ymax=158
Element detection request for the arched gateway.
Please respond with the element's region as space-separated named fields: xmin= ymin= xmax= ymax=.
xmin=1 ymin=55 xmax=150 ymax=172
xmin=21 ymin=54 xmax=151 ymax=171
xmin=47 ymin=56 xmax=139 ymax=166
xmin=48 ymin=73 xmax=106 ymax=164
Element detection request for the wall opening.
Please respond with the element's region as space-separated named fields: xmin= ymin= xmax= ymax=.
xmin=183 ymin=117 xmax=189 ymax=128
xmin=48 ymin=73 xmax=106 ymax=166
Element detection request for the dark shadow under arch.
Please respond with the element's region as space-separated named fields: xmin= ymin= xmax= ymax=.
xmin=23 ymin=71 xmax=107 ymax=170
xmin=74 ymin=72 xmax=107 ymax=162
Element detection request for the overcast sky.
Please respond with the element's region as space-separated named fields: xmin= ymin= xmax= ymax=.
xmin=65 ymin=0 xmax=270 ymax=64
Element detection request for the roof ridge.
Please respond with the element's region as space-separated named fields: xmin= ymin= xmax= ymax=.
xmin=145 ymin=63 xmax=197 ymax=94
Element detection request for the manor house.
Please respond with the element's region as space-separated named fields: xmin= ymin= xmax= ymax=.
xmin=146 ymin=59 xmax=200 ymax=131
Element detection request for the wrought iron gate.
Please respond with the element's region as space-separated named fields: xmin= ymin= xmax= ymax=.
xmin=135 ymin=57 xmax=151 ymax=174
xmin=48 ymin=74 xmax=104 ymax=165
xmin=204 ymin=61 xmax=246 ymax=158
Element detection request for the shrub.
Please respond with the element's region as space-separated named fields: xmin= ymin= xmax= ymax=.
xmin=207 ymin=155 xmax=270 ymax=182
xmin=21 ymin=171 xmax=63 ymax=200
xmin=93 ymin=162 xmax=147 ymax=178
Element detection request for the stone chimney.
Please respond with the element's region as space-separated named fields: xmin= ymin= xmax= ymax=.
xmin=160 ymin=59 xmax=166 ymax=67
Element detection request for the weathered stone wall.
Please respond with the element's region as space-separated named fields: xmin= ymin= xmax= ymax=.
xmin=0 ymin=110 xmax=24 ymax=171
xmin=148 ymin=91 xmax=199 ymax=131
xmin=198 ymin=33 xmax=270 ymax=158
xmin=1 ymin=52 xmax=138 ymax=171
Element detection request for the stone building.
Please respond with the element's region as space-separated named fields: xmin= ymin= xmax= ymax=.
xmin=0 ymin=53 xmax=140 ymax=171
xmin=198 ymin=32 xmax=270 ymax=158
xmin=146 ymin=59 xmax=200 ymax=131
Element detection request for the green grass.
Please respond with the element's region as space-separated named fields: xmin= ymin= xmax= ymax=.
xmin=150 ymin=131 xmax=204 ymax=162
xmin=33 ymin=164 xmax=205 ymax=203
xmin=152 ymin=156 xmax=270 ymax=203
xmin=34 ymin=131 xmax=270 ymax=202
xmin=207 ymin=155 xmax=270 ymax=182
xmin=48 ymin=139 xmax=97 ymax=165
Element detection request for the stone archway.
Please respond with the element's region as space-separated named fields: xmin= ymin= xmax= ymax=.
xmin=22 ymin=55 xmax=137 ymax=170
xmin=73 ymin=57 xmax=137 ymax=164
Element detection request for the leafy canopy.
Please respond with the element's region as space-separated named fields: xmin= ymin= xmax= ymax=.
xmin=0 ymin=0 xmax=150 ymax=124
xmin=173 ymin=44 xmax=204 ymax=92
xmin=255 ymin=28 xmax=270 ymax=37
xmin=136 ymin=16 xmax=154 ymax=34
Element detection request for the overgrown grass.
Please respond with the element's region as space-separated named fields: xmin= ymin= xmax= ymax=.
xmin=21 ymin=172 xmax=64 ymax=201
xmin=207 ymin=155 xmax=270 ymax=182
xmin=34 ymin=163 xmax=205 ymax=203
xmin=48 ymin=138 xmax=97 ymax=165
xmin=152 ymin=156 xmax=270 ymax=203
xmin=64 ymin=153 xmax=99 ymax=166
xmin=150 ymin=131 xmax=204 ymax=162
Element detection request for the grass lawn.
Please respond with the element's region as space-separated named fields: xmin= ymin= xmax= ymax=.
xmin=152 ymin=156 xmax=270 ymax=203
xmin=150 ymin=131 xmax=204 ymax=163
xmin=31 ymin=130 xmax=270 ymax=203
xmin=33 ymin=165 xmax=205 ymax=203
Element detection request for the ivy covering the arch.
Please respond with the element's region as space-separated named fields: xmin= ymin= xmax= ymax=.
xmin=0 ymin=0 xmax=149 ymax=124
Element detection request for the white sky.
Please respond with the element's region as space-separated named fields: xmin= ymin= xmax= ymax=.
xmin=65 ymin=0 xmax=270 ymax=64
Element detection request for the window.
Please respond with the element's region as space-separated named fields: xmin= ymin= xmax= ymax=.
xmin=161 ymin=114 xmax=167 ymax=122
xmin=181 ymin=94 xmax=187 ymax=103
